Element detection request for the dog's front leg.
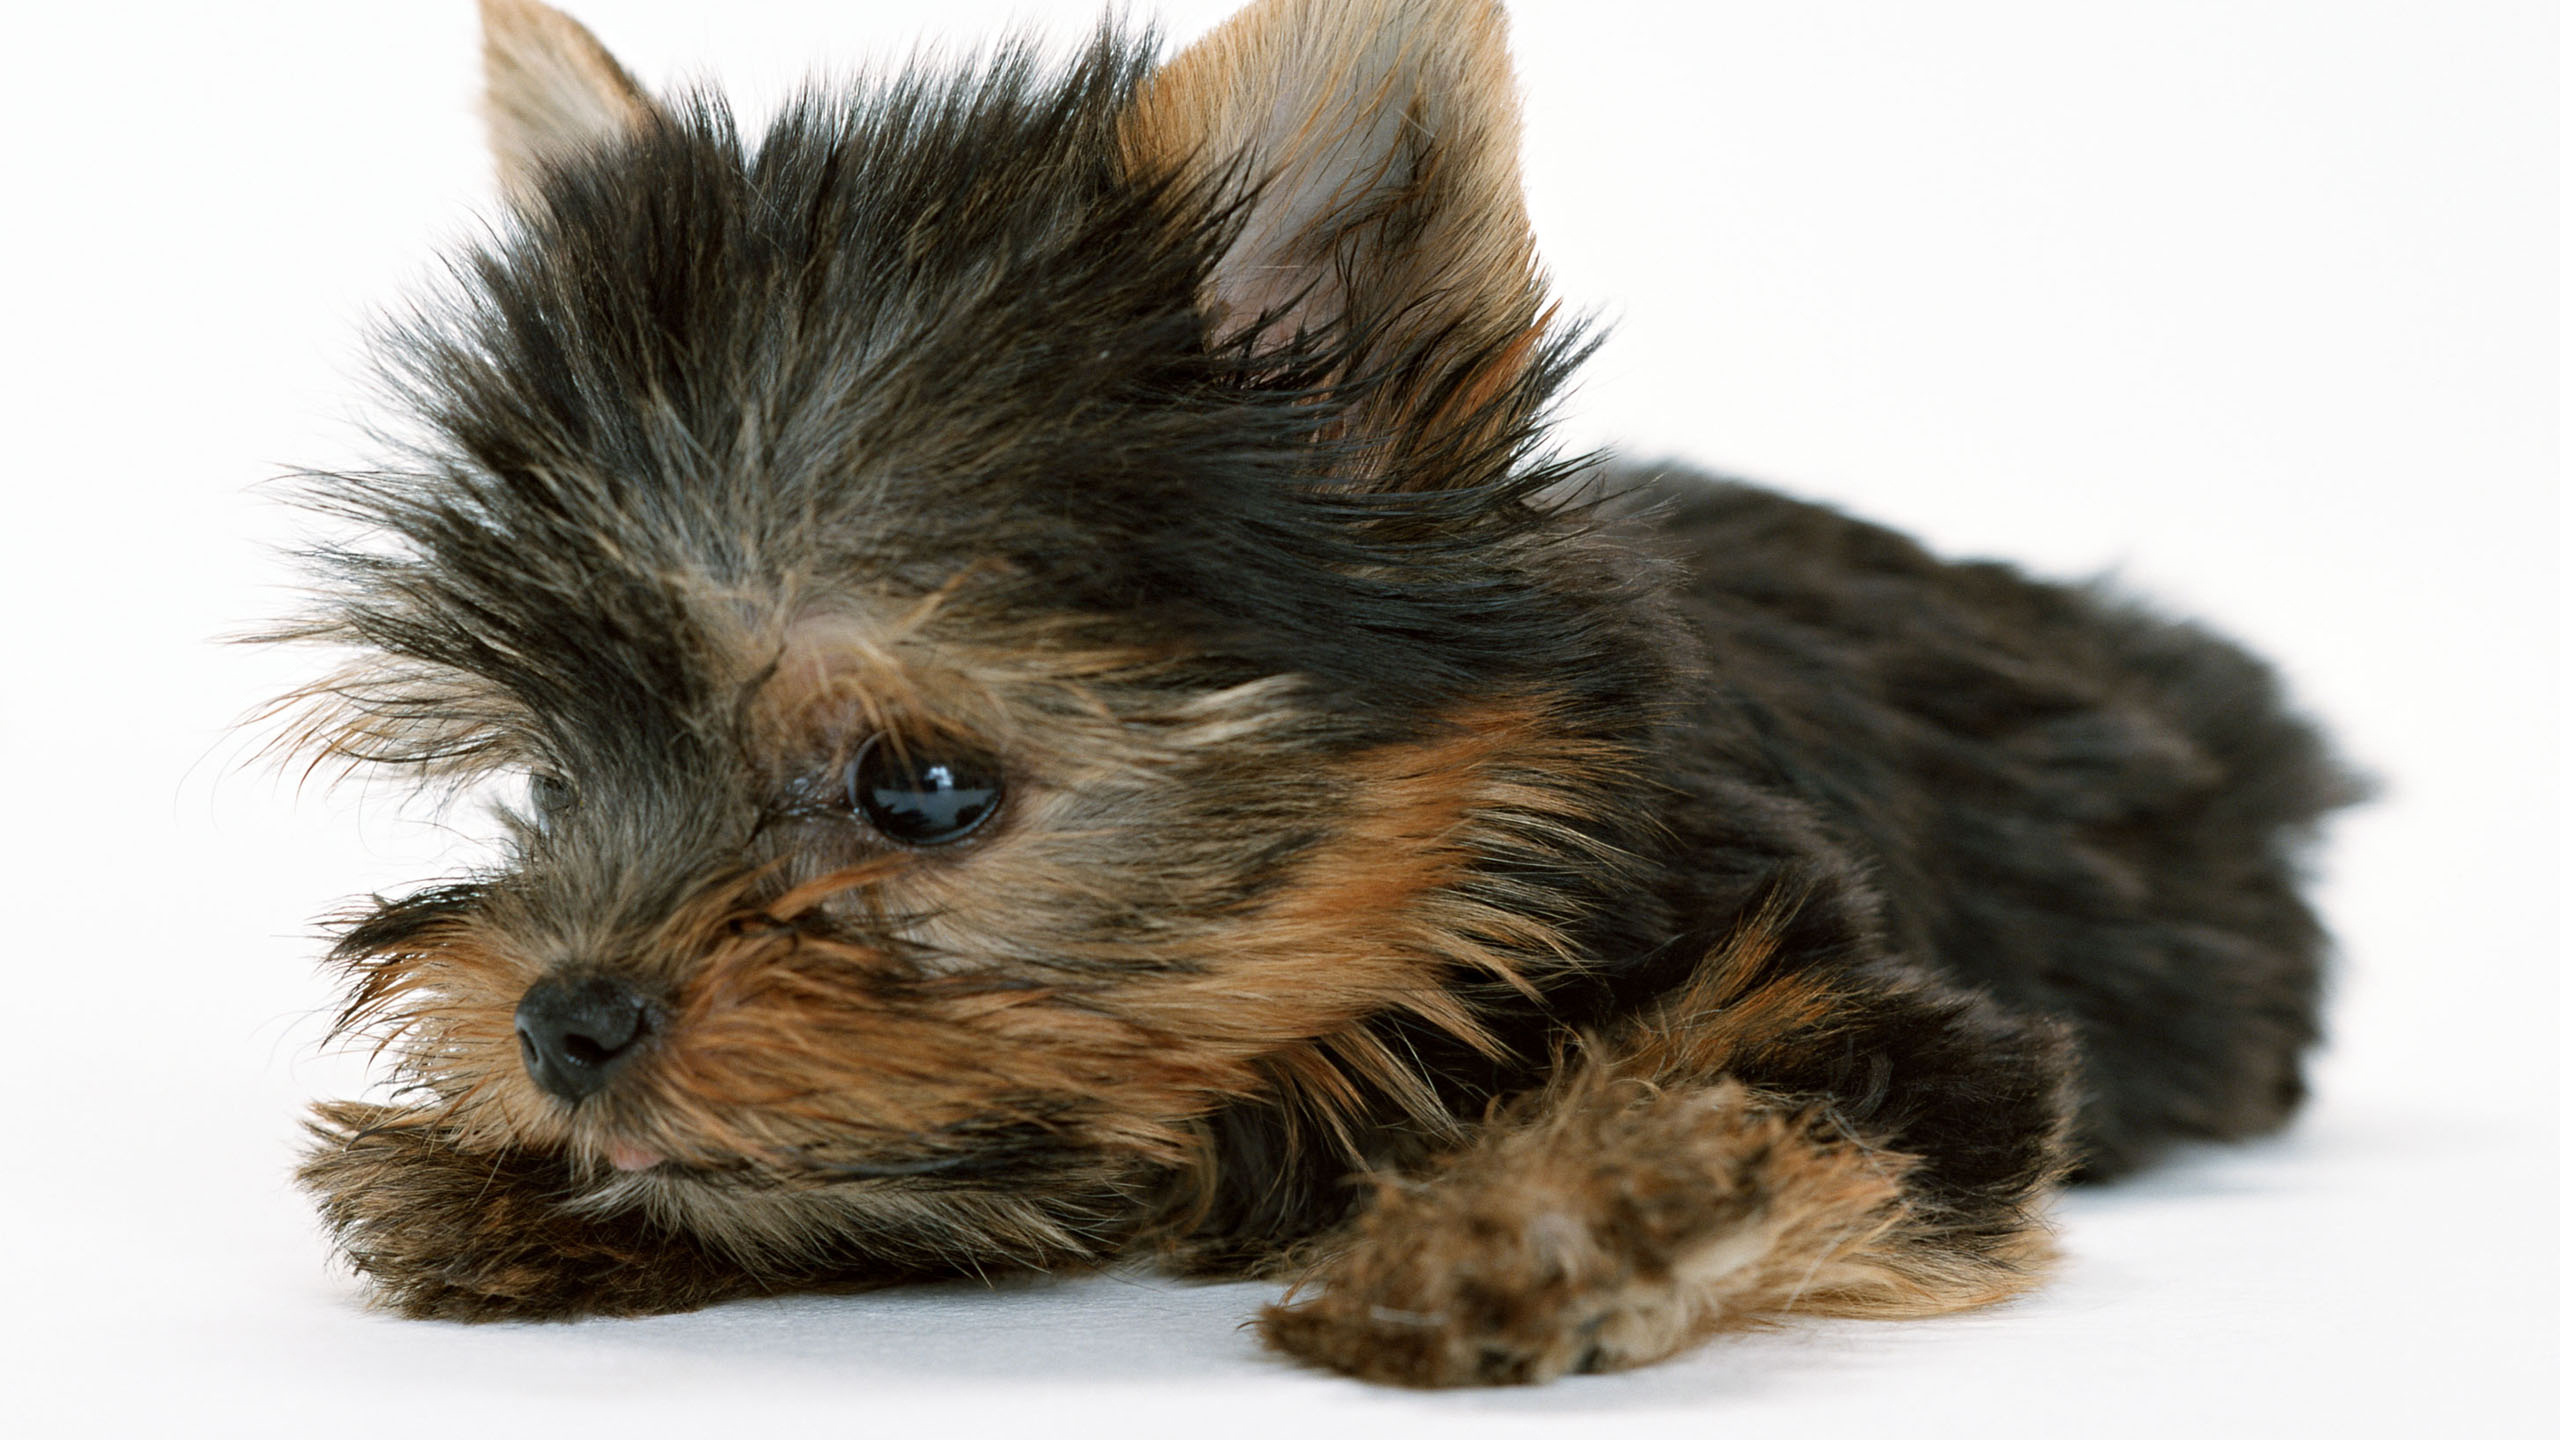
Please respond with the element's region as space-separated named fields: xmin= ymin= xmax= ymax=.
xmin=298 ymin=1102 xmax=767 ymax=1321
xmin=1260 ymin=1057 xmax=2056 ymax=1387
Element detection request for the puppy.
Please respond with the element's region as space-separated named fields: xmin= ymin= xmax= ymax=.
xmin=279 ymin=0 xmax=2356 ymax=1386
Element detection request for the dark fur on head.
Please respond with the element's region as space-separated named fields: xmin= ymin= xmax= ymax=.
xmin=280 ymin=0 xmax=2356 ymax=1385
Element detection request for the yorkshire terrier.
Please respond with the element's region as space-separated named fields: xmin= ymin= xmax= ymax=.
xmin=279 ymin=0 xmax=2356 ymax=1387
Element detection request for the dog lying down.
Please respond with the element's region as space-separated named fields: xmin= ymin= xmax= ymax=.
xmin=279 ymin=0 xmax=2355 ymax=1387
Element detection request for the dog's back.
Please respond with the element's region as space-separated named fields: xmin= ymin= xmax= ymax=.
xmin=1644 ymin=470 xmax=2354 ymax=1174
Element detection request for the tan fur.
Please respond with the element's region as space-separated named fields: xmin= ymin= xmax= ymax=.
xmin=1256 ymin=912 xmax=2060 ymax=1386
xmin=1125 ymin=695 xmax=1629 ymax=1164
xmin=1122 ymin=0 xmax=1547 ymax=467
xmin=479 ymin=0 xmax=655 ymax=208
xmin=1615 ymin=898 xmax=1868 ymax=1080
xmin=1612 ymin=909 xmax=2061 ymax=1322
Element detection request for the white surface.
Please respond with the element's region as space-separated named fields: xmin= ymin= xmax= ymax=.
xmin=3 ymin=2 xmax=2553 ymax=1435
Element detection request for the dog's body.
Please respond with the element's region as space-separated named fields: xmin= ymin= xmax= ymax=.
xmin=285 ymin=0 xmax=2354 ymax=1386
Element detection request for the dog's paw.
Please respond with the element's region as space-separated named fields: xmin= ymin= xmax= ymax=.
xmin=1257 ymin=1171 xmax=1698 ymax=1386
xmin=297 ymin=1101 xmax=740 ymax=1321
xmin=1257 ymin=1079 xmax=1930 ymax=1386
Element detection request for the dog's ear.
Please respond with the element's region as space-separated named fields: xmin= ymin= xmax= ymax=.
xmin=478 ymin=0 xmax=655 ymax=208
xmin=1123 ymin=0 xmax=1543 ymax=461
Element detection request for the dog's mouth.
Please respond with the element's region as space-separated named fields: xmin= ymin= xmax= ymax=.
xmin=605 ymin=1140 xmax=666 ymax=1172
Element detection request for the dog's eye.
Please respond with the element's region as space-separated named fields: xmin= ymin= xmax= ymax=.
xmin=528 ymin=772 xmax=575 ymax=813
xmin=849 ymin=735 xmax=1002 ymax=845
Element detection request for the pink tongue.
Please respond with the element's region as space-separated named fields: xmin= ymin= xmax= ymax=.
xmin=607 ymin=1143 xmax=665 ymax=1173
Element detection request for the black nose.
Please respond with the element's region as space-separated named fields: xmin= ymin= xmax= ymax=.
xmin=514 ymin=976 xmax=652 ymax=1102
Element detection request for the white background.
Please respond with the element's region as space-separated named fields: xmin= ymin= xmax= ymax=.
xmin=4 ymin=2 xmax=2553 ymax=1434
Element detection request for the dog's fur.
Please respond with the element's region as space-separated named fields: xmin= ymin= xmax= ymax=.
xmin=279 ymin=0 xmax=2356 ymax=1386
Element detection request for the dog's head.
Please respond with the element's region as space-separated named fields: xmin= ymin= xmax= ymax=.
xmin=281 ymin=0 xmax=1663 ymax=1265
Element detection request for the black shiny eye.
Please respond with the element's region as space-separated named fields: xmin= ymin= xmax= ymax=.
xmin=848 ymin=734 xmax=1002 ymax=845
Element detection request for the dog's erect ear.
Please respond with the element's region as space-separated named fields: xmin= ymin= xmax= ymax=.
xmin=478 ymin=0 xmax=655 ymax=207
xmin=1123 ymin=0 xmax=1543 ymax=455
